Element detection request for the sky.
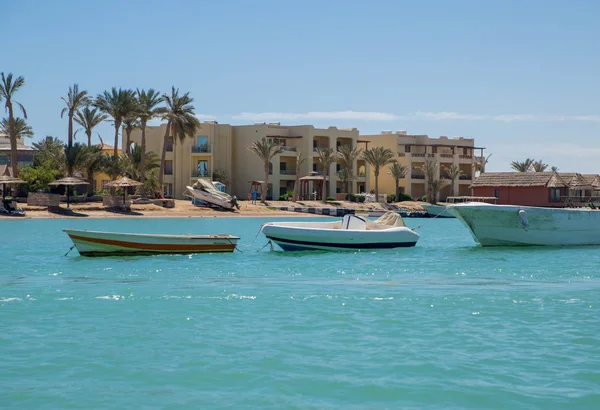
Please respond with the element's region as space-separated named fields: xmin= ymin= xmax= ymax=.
xmin=2 ymin=0 xmax=599 ymax=172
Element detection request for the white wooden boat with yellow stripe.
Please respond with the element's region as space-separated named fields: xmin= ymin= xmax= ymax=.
xmin=63 ymin=229 xmax=239 ymax=256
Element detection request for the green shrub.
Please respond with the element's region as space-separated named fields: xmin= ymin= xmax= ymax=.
xmin=326 ymin=196 xmax=335 ymax=201
xmin=387 ymin=194 xmax=395 ymax=203
xmin=357 ymin=195 xmax=366 ymax=203
xmin=397 ymin=193 xmax=413 ymax=202
xmin=278 ymin=194 xmax=287 ymax=201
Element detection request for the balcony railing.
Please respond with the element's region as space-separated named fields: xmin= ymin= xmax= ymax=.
xmin=191 ymin=170 xmax=210 ymax=177
xmin=440 ymin=153 xmax=454 ymax=158
xmin=412 ymin=153 xmax=426 ymax=158
xmin=313 ymin=146 xmax=329 ymax=152
xmin=459 ymin=155 xmax=473 ymax=159
xmin=192 ymin=144 xmax=211 ymax=153
xmin=551 ymin=196 xmax=600 ymax=203
xmin=280 ymin=146 xmax=297 ymax=152
xmin=427 ymin=153 xmax=436 ymax=158
xmin=398 ymin=153 xmax=406 ymax=157
xmin=411 ymin=173 xmax=425 ymax=180
xmin=459 ymin=175 xmax=472 ymax=180
xmin=279 ymin=169 xmax=296 ymax=175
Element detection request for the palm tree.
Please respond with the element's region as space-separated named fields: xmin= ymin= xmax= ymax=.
xmin=337 ymin=144 xmax=362 ymax=194
xmin=0 ymin=118 xmax=33 ymax=181
xmin=123 ymin=115 xmax=139 ymax=156
xmin=510 ymin=158 xmax=534 ymax=172
xmin=551 ymin=166 xmax=559 ymax=172
xmin=137 ymin=89 xmax=165 ymax=183
xmin=159 ymin=87 xmax=201 ymax=197
xmin=419 ymin=159 xmax=447 ymax=204
xmin=443 ymin=163 xmax=464 ymax=197
xmin=125 ymin=144 xmax=160 ymax=180
xmin=388 ymin=161 xmax=408 ymax=201
xmin=291 ymin=151 xmax=307 ymax=201
xmin=0 ymin=117 xmax=34 ymax=141
xmin=475 ymin=153 xmax=492 ymax=174
xmin=248 ymin=137 xmax=282 ymax=203
xmin=315 ymin=147 xmax=341 ymax=203
xmin=94 ymin=88 xmax=137 ymax=161
xmin=32 ymin=136 xmax=64 ymax=168
xmin=362 ymin=146 xmax=395 ymax=202
xmin=0 ymin=72 xmax=27 ymax=177
xmin=63 ymin=142 xmax=86 ymax=177
xmin=79 ymin=145 xmax=104 ymax=195
xmin=61 ymin=84 xmax=90 ymax=147
xmin=532 ymin=159 xmax=549 ymax=172
xmin=74 ymin=107 xmax=107 ymax=147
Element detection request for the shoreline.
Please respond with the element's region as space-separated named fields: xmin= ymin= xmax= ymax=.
xmin=1 ymin=199 xmax=428 ymax=220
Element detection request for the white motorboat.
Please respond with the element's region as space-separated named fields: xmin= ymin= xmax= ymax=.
xmin=63 ymin=229 xmax=239 ymax=256
xmin=184 ymin=179 xmax=239 ymax=210
xmin=261 ymin=211 xmax=419 ymax=251
xmin=448 ymin=202 xmax=600 ymax=246
xmin=421 ymin=204 xmax=455 ymax=218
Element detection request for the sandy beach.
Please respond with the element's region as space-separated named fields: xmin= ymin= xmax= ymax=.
xmin=4 ymin=200 xmax=428 ymax=219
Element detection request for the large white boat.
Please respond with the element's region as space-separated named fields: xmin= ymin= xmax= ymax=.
xmin=184 ymin=179 xmax=239 ymax=210
xmin=261 ymin=211 xmax=419 ymax=251
xmin=63 ymin=229 xmax=240 ymax=256
xmin=448 ymin=202 xmax=600 ymax=246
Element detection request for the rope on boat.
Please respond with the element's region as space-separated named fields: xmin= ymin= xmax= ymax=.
xmin=251 ymin=224 xmax=264 ymax=244
xmin=413 ymin=206 xmax=451 ymax=230
xmin=64 ymin=245 xmax=75 ymax=257
xmin=226 ymin=238 xmax=244 ymax=253
xmin=257 ymin=240 xmax=274 ymax=252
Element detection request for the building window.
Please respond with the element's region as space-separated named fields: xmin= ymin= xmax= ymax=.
xmin=405 ymin=145 xmax=411 ymax=153
xmin=165 ymin=160 xmax=173 ymax=175
xmin=280 ymin=162 xmax=287 ymax=172
xmin=166 ymin=137 xmax=174 ymax=152
xmin=494 ymin=188 xmax=500 ymax=198
xmin=313 ymin=163 xmax=318 ymax=172
xmin=269 ymin=162 xmax=273 ymax=175
xmin=550 ymin=188 xmax=561 ymax=202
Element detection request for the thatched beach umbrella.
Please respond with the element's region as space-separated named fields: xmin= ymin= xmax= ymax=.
xmin=106 ymin=176 xmax=143 ymax=208
xmin=0 ymin=175 xmax=26 ymax=203
xmin=49 ymin=177 xmax=89 ymax=210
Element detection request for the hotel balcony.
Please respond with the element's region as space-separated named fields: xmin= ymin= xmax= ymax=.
xmin=411 ymin=171 xmax=425 ymax=180
xmin=279 ymin=170 xmax=296 ymax=178
xmin=411 ymin=153 xmax=426 ymax=158
xmin=192 ymin=144 xmax=211 ymax=153
xmin=439 ymin=153 xmax=454 ymax=159
xmin=279 ymin=146 xmax=297 ymax=156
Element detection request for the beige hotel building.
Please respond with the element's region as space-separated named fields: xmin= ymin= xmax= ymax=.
xmin=128 ymin=122 xmax=370 ymax=200
xmin=127 ymin=122 xmax=482 ymax=201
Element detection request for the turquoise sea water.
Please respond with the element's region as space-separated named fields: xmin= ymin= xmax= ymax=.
xmin=1 ymin=216 xmax=599 ymax=409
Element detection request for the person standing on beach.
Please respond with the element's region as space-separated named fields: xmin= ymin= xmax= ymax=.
xmin=251 ymin=190 xmax=257 ymax=205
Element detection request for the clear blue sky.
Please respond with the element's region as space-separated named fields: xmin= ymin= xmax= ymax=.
xmin=3 ymin=0 xmax=599 ymax=172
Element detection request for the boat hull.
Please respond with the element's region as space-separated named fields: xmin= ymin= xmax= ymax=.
xmin=261 ymin=224 xmax=418 ymax=251
xmin=448 ymin=203 xmax=600 ymax=246
xmin=421 ymin=204 xmax=455 ymax=218
xmin=64 ymin=229 xmax=239 ymax=256
xmin=185 ymin=186 xmax=233 ymax=209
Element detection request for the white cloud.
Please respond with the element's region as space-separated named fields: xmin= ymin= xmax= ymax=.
xmin=232 ymin=111 xmax=400 ymax=121
xmin=229 ymin=110 xmax=600 ymax=122
xmin=195 ymin=114 xmax=217 ymax=121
